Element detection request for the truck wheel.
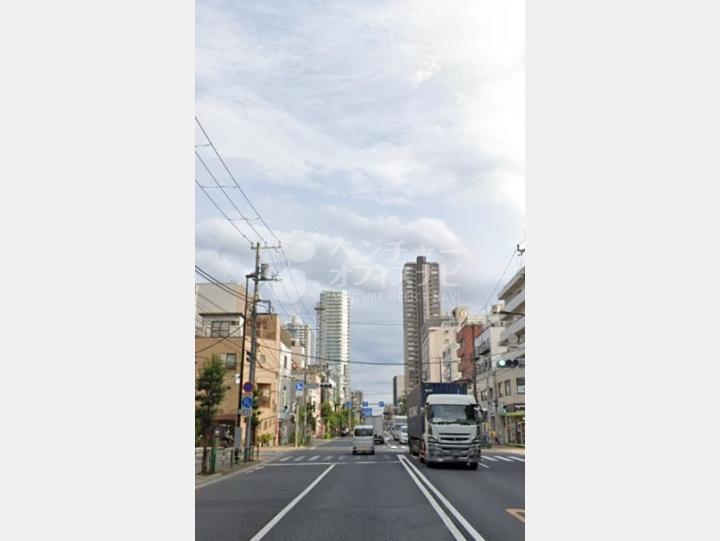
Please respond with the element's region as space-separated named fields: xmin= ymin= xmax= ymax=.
xmin=468 ymin=462 xmax=478 ymax=470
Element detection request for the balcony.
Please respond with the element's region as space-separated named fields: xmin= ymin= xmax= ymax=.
xmin=500 ymin=316 xmax=525 ymax=345
xmin=503 ymin=289 xmax=525 ymax=315
xmin=474 ymin=328 xmax=492 ymax=355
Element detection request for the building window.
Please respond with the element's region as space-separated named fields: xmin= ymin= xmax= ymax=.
xmin=210 ymin=320 xmax=231 ymax=337
xmin=517 ymin=377 xmax=525 ymax=394
xmin=488 ymin=388 xmax=494 ymax=400
xmin=505 ymin=380 xmax=511 ymax=396
xmin=224 ymin=353 xmax=237 ymax=370
xmin=497 ymin=383 xmax=503 ymax=397
xmin=284 ymin=356 xmax=288 ymax=370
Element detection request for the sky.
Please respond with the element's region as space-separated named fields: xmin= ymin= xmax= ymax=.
xmin=195 ymin=0 xmax=525 ymax=405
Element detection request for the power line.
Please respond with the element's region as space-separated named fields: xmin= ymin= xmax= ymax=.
xmin=195 ymin=179 xmax=253 ymax=246
xmin=195 ymin=150 xmax=268 ymax=244
xmin=480 ymin=248 xmax=518 ymax=312
xmin=195 ymin=116 xmax=281 ymax=244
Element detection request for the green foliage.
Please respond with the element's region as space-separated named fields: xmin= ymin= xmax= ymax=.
xmin=257 ymin=433 xmax=272 ymax=447
xmin=195 ymin=355 xmax=227 ymax=473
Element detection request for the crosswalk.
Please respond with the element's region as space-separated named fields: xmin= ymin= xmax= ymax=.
xmin=269 ymin=453 xmax=524 ymax=466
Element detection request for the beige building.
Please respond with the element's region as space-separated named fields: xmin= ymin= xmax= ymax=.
xmin=195 ymin=281 xmax=286 ymax=447
xmin=420 ymin=311 xmax=462 ymax=383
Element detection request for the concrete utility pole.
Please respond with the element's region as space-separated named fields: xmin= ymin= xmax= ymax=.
xmin=242 ymin=243 xmax=281 ymax=461
xmin=243 ymin=244 xmax=261 ymax=462
xmin=234 ymin=273 xmax=251 ymax=464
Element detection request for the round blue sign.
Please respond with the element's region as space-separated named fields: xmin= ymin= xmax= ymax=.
xmin=243 ymin=381 xmax=253 ymax=393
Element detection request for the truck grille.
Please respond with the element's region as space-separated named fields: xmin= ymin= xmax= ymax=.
xmin=439 ymin=434 xmax=471 ymax=442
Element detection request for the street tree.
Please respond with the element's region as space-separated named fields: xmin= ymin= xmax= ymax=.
xmin=196 ymin=355 xmax=227 ymax=474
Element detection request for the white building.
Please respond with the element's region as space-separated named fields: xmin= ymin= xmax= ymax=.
xmin=283 ymin=315 xmax=313 ymax=364
xmin=317 ymin=290 xmax=350 ymax=404
xmin=476 ymin=265 xmax=525 ymax=445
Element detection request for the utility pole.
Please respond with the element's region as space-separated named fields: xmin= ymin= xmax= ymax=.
xmin=234 ymin=273 xmax=251 ymax=464
xmin=242 ymin=243 xmax=281 ymax=461
xmin=243 ymin=244 xmax=261 ymax=462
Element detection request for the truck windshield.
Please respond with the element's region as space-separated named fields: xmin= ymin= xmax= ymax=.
xmin=428 ymin=405 xmax=478 ymax=425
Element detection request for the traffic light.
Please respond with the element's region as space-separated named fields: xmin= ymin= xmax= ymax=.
xmin=496 ymin=359 xmax=521 ymax=368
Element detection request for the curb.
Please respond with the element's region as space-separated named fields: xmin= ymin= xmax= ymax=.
xmin=195 ymin=461 xmax=267 ymax=489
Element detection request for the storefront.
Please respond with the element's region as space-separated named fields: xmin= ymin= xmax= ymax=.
xmin=504 ymin=410 xmax=525 ymax=446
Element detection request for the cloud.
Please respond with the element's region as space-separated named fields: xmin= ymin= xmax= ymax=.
xmin=196 ymin=0 xmax=525 ymax=213
xmin=195 ymin=0 xmax=525 ymax=403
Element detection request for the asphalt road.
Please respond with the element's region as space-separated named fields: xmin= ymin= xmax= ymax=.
xmin=196 ymin=438 xmax=524 ymax=541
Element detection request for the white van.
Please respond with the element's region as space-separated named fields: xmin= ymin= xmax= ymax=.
xmin=398 ymin=425 xmax=408 ymax=444
xmin=352 ymin=425 xmax=375 ymax=455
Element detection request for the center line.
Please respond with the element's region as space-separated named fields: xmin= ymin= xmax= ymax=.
xmin=400 ymin=455 xmax=487 ymax=541
xmin=398 ymin=455 xmax=466 ymax=540
xmin=249 ymin=464 xmax=335 ymax=541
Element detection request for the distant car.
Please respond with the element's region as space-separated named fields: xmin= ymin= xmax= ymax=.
xmin=352 ymin=425 xmax=375 ymax=455
xmin=398 ymin=425 xmax=408 ymax=444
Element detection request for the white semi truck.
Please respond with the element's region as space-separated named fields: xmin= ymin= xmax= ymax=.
xmin=407 ymin=383 xmax=483 ymax=469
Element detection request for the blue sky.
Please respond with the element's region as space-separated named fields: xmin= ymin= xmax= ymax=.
xmin=195 ymin=0 xmax=525 ymax=404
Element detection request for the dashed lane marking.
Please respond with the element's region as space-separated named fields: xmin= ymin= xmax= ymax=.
xmin=279 ymin=456 xmax=291 ymax=462
xmin=293 ymin=456 xmax=304 ymax=462
xmin=509 ymin=456 xmax=524 ymax=462
xmin=309 ymin=455 xmax=320 ymax=461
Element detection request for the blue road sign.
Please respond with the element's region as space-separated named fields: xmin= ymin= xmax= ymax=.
xmin=362 ymin=407 xmax=372 ymax=417
xmin=362 ymin=401 xmax=368 ymax=407
xmin=345 ymin=401 xmax=352 ymax=409
xmin=378 ymin=401 xmax=384 ymax=408
xmin=242 ymin=396 xmax=253 ymax=409
xmin=296 ymin=382 xmax=304 ymax=391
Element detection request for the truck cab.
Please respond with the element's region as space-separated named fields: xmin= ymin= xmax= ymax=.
xmin=415 ymin=394 xmax=482 ymax=469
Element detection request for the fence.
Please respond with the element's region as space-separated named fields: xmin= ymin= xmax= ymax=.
xmin=195 ymin=447 xmax=260 ymax=474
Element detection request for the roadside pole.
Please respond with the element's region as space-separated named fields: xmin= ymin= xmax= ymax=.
xmin=243 ymin=244 xmax=261 ymax=462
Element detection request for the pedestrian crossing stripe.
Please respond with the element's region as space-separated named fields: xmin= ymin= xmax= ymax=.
xmin=509 ymin=456 xmax=524 ymax=462
xmin=279 ymin=456 xmax=291 ymax=462
xmin=495 ymin=456 xmax=514 ymax=462
xmin=482 ymin=456 xmax=498 ymax=461
xmin=309 ymin=455 xmax=320 ymax=461
xmin=293 ymin=456 xmax=303 ymax=462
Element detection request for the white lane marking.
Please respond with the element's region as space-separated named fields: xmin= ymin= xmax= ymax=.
xmin=293 ymin=456 xmax=304 ymax=462
xmin=249 ymin=464 xmax=335 ymax=541
xmin=480 ymin=463 xmax=490 ymax=469
xmin=509 ymin=456 xmax=524 ymax=462
xmin=400 ymin=455 xmax=487 ymax=541
xmin=481 ymin=456 xmax=498 ymax=462
xmin=356 ymin=461 xmax=378 ymax=464
xmin=398 ymin=455 xmax=466 ymax=541
xmin=279 ymin=456 xmax=291 ymax=462
xmin=309 ymin=455 xmax=320 ymax=461
xmin=337 ymin=455 xmax=346 ymax=461
xmin=389 ymin=445 xmax=398 ymax=449
xmin=266 ymin=463 xmax=334 ymax=466
xmin=495 ymin=456 xmax=513 ymax=462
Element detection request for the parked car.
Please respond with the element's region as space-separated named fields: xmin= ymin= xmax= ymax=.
xmin=352 ymin=425 xmax=375 ymax=455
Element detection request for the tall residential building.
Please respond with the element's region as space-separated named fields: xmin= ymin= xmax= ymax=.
xmin=283 ymin=315 xmax=313 ymax=364
xmin=392 ymin=375 xmax=405 ymax=406
xmin=402 ymin=256 xmax=441 ymax=395
xmin=317 ymin=290 xmax=350 ymax=404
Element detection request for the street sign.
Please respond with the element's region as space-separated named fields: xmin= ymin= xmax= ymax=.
xmin=243 ymin=382 xmax=253 ymax=393
xmin=362 ymin=407 xmax=372 ymax=417
xmin=345 ymin=401 xmax=352 ymax=409
xmin=242 ymin=396 xmax=253 ymax=409
xmin=296 ymin=382 xmax=304 ymax=392
xmin=240 ymin=408 xmax=252 ymax=417
xmin=362 ymin=401 xmax=368 ymax=407
xmin=378 ymin=401 xmax=384 ymax=408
